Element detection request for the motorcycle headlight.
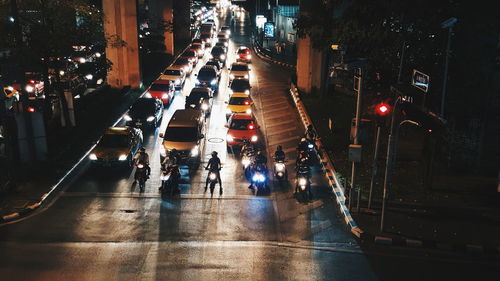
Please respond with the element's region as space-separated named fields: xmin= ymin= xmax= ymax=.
xmin=225 ymin=108 xmax=232 ymax=114
xmin=244 ymin=74 xmax=249 ymax=79
xmin=123 ymin=114 xmax=132 ymax=121
xmin=210 ymin=79 xmax=217 ymax=85
xmin=85 ymin=74 xmax=93 ymax=80
xmin=308 ymin=144 xmax=314 ymax=149
xmin=89 ymin=153 xmax=97 ymax=160
xmin=190 ymin=145 xmax=199 ymax=156
xmin=252 ymin=173 xmax=265 ymax=182
xmin=209 ymin=172 xmax=217 ymax=180
xmin=244 ymin=90 xmax=250 ymax=95
xmin=299 ymin=178 xmax=307 ymax=186
xmin=160 ymin=146 xmax=167 ymax=157
xmin=25 ymin=85 xmax=34 ymax=93
xmin=242 ymin=159 xmax=250 ymax=167
xmin=250 ymin=135 xmax=258 ymax=142
xmin=229 ymin=74 xmax=235 ymax=79
xmin=96 ymin=78 xmax=104 ymax=85
xmin=226 ymin=134 xmax=234 ymax=142
xmin=276 ymin=163 xmax=285 ymax=171
xmin=220 ymin=54 xmax=225 ymax=60
xmin=201 ymin=103 xmax=209 ymax=110
xmin=118 ymin=154 xmax=127 ymax=161
xmin=245 ymin=109 xmax=252 ymax=114
xmin=146 ymin=116 xmax=155 ymax=122
xmin=137 ymin=164 xmax=144 ymax=169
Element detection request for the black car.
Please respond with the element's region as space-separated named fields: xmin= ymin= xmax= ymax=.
xmin=195 ymin=66 xmax=219 ymax=92
xmin=186 ymin=87 xmax=213 ymax=116
xmin=124 ymin=98 xmax=164 ymax=129
xmin=205 ymin=60 xmax=222 ymax=74
xmin=229 ymin=78 xmax=252 ymax=96
xmin=210 ymin=46 xmax=227 ymax=66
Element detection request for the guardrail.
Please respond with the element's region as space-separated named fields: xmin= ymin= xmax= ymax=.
xmin=289 ymin=82 xmax=363 ymax=238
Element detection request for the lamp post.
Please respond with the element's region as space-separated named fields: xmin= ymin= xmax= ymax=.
xmin=440 ymin=17 xmax=457 ymax=117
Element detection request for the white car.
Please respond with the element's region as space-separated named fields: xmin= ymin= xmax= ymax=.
xmin=228 ymin=62 xmax=250 ymax=81
xmin=159 ymin=67 xmax=186 ymax=90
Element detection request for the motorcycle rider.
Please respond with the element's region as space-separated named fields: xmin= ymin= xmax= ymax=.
xmin=162 ymin=149 xmax=179 ymax=171
xmin=274 ymin=145 xmax=285 ymax=162
xmin=305 ymin=124 xmax=317 ymax=141
xmin=133 ymin=147 xmax=150 ymax=184
xmin=240 ymin=139 xmax=254 ymax=157
xmin=204 ymin=151 xmax=223 ymax=194
xmin=254 ymin=150 xmax=268 ymax=168
xmin=296 ymin=138 xmax=309 ymax=166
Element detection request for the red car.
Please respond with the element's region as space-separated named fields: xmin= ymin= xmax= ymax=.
xmin=146 ymin=80 xmax=175 ymax=106
xmin=226 ymin=113 xmax=260 ymax=149
xmin=236 ymin=46 xmax=252 ymax=63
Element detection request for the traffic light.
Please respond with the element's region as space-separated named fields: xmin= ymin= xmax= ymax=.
xmin=374 ymin=102 xmax=390 ymax=126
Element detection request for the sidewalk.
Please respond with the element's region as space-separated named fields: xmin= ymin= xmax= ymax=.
xmin=253 ymin=38 xmax=296 ymax=67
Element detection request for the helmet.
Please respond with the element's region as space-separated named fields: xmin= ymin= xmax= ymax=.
xmin=307 ymin=125 xmax=313 ymax=130
xmin=277 ymin=145 xmax=282 ymax=151
xmin=140 ymin=147 xmax=146 ymax=152
xmin=211 ymin=151 xmax=218 ymax=157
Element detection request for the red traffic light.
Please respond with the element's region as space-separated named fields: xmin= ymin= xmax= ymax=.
xmin=26 ymin=106 xmax=36 ymax=113
xmin=376 ymin=103 xmax=390 ymax=115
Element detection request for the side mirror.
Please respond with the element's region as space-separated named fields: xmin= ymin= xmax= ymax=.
xmin=159 ymin=133 xmax=164 ymax=138
xmin=194 ymin=74 xmax=198 ymax=77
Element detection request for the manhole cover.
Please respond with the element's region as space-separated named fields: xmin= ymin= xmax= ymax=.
xmin=208 ymin=137 xmax=224 ymax=143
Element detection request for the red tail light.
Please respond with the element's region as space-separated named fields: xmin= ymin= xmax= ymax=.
xmin=29 ymin=80 xmax=35 ymax=84
xmin=244 ymin=100 xmax=249 ymax=105
xmin=248 ymin=124 xmax=254 ymax=130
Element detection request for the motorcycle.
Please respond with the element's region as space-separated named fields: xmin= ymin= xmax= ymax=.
xmin=273 ymin=159 xmax=287 ymax=183
xmin=241 ymin=145 xmax=255 ymax=180
xmin=250 ymin=164 xmax=268 ymax=193
xmin=207 ymin=170 xmax=221 ymax=196
xmin=135 ymin=162 xmax=148 ymax=191
xmin=295 ymin=165 xmax=312 ymax=200
xmin=160 ymin=164 xmax=180 ymax=197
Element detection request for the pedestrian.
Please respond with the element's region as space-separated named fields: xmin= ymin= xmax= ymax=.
xmin=274 ymin=42 xmax=280 ymax=54
xmin=281 ymin=41 xmax=286 ymax=55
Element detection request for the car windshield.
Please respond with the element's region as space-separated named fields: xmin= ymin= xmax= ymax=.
xmin=211 ymin=48 xmax=225 ymax=55
xmin=99 ymin=134 xmax=129 ymax=148
xmin=230 ymin=80 xmax=250 ymax=91
xmin=189 ymin=90 xmax=209 ymax=99
xmin=150 ymin=83 xmax=170 ymax=91
xmin=230 ymin=119 xmax=253 ymax=130
xmin=183 ymin=51 xmax=196 ymax=57
xmin=198 ymin=69 xmax=216 ymax=79
xmin=200 ymin=34 xmax=211 ymax=39
xmin=130 ymin=99 xmax=156 ymax=113
xmin=164 ymin=127 xmax=198 ymax=142
xmin=231 ymin=65 xmax=248 ymax=71
xmin=229 ymin=97 xmax=249 ymax=105
xmin=238 ymin=48 xmax=249 ymax=54
xmin=174 ymin=58 xmax=189 ymax=65
xmin=164 ymin=70 xmax=181 ymax=76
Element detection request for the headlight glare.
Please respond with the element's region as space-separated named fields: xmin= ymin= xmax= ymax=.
xmin=250 ymin=135 xmax=258 ymax=142
xmin=118 ymin=154 xmax=127 ymax=161
xmin=146 ymin=116 xmax=155 ymax=122
xmin=123 ymin=114 xmax=132 ymax=121
xmin=89 ymin=153 xmax=97 ymax=160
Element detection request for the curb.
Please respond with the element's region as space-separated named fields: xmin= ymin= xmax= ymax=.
xmin=288 ymin=83 xmax=363 ymax=238
xmin=370 ymin=234 xmax=500 ymax=256
xmin=252 ymin=40 xmax=296 ymax=69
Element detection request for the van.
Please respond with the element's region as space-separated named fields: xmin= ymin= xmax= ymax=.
xmin=159 ymin=109 xmax=205 ymax=165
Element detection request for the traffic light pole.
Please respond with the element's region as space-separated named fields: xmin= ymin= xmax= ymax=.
xmin=352 ymin=68 xmax=362 ymax=213
xmin=368 ymin=125 xmax=381 ymax=209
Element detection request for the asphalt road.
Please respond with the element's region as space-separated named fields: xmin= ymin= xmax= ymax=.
xmin=0 ymin=10 xmax=498 ymax=281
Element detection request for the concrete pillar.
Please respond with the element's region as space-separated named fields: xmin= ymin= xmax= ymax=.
xmin=150 ymin=0 xmax=174 ymax=55
xmin=173 ymin=0 xmax=191 ymax=49
xmin=103 ymin=0 xmax=141 ymax=88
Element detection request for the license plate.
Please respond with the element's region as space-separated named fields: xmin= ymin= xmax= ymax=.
xmin=136 ymin=122 xmax=142 ymax=126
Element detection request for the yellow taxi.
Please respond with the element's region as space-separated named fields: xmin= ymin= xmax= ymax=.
xmin=89 ymin=126 xmax=143 ymax=167
xmin=225 ymin=92 xmax=253 ymax=119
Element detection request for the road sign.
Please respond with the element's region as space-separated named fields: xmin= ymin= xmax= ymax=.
xmin=412 ymin=69 xmax=430 ymax=93
xmin=264 ymin=22 xmax=275 ymax=38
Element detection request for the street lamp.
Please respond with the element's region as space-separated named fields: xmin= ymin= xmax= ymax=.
xmin=440 ymin=17 xmax=457 ymax=117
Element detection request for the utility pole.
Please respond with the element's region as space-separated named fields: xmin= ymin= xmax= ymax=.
xmin=352 ymin=67 xmax=362 ymax=212
xmin=440 ymin=17 xmax=457 ymax=117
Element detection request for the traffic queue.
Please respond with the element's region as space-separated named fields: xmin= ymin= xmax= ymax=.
xmin=87 ymin=5 xmax=317 ymax=200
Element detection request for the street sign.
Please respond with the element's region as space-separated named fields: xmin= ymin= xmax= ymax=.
xmin=256 ymin=15 xmax=266 ymax=29
xmin=412 ymin=69 xmax=430 ymax=93
xmin=264 ymin=22 xmax=275 ymax=38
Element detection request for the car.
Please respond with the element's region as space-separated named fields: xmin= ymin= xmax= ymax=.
xmin=124 ymin=97 xmax=164 ymax=129
xmin=173 ymin=58 xmax=193 ymax=75
xmin=89 ymin=126 xmax=143 ymax=167
xmin=195 ymin=66 xmax=220 ymax=92
xmin=225 ymin=92 xmax=253 ymax=119
xmin=191 ymin=38 xmax=205 ymax=49
xmin=226 ymin=113 xmax=260 ymax=149
xmin=220 ymin=26 xmax=231 ymax=36
xmin=236 ymin=46 xmax=252 ymax=63
xmin=217 ymin=37 xmax=229 ymax=48
xmin=210 ymin=46 xmax=227 ymax=66
xmin=228 ymin=62 xmax=250 ymax=81
xmin=159 ymin=109 xmax=205 ymax=165
xmin=228 ymin=78 xmax=251 ymax=96
xmin=186 ymin=87 xmax=213 ymax=116
xmin=200 ymin=33 xmax=214 ymax=47
xmin=214 ymin=42 xmax=228 ymax=52
xmin=181 ymin=50 xmax=199 ymax=66
xmin=189 ymin=44 xmax=205 ymax=58
xmin=217 ymin=31 xmax=229 ymax=39
xmin=74 ymin=62 xmax=107 ymax=89
xmin=205 ymin=60 xmax=222 ymax=74
xmin=146 ymin=80 xmax=175 ymax=106
xmin=159 ymin=67 xmax=186 ymax=89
